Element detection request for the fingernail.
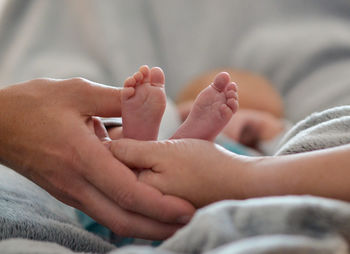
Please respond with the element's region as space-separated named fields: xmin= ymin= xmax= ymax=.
xmin=177 ymin=215 xmax=192 ymax=224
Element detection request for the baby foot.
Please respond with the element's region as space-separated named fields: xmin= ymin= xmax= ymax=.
xmin=172 ymin=72 xmax=238 ymax=141
xmin=121 ymin=65 xmax=166 ymax=140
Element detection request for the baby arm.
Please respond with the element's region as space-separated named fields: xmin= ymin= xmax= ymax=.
xmin=110 ymin=138 xmax=350 ymax=207
xmin=247 ymin=143 xmax=350 ymax=201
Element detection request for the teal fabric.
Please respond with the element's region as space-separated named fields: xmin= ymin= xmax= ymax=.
xmin=221 ymin=141 xmax=255 ymax=156
xmin=76 ymin=210 xmax=111 ymax=242
xmin=76 ymin=210 xmax=161 ymax=247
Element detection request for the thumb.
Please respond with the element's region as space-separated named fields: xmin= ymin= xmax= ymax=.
xmin=110 ymin=139 xmax=161 ymax=169
xmin=64 ymin=78 xmax=123 ymax=117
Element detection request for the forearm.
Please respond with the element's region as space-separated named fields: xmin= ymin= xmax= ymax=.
xmin=243 ymin=144 xmax=350 ymax=201
xmin=0 ymin=87 xmax=19 ymax=168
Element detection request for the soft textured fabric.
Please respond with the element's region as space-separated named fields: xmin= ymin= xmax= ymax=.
xmin=2 ymin=196 xmax=350 ymax=254
xmin=0 ymin=165 xmax=115 ymax=253
xmin=276 ymin=106 xmax=350 ymax=155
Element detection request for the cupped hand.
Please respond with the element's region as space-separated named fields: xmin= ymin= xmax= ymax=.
xmin=0 ymin=78 xmax=194 ymax=239
xmin=110 ymin=138 xmax=253 ymax=208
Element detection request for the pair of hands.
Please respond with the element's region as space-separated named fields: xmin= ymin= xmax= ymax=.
xmin=93 ymin=104 xmax=250 ymax=208
xmin=107 ymin=138 xmax=251 ymax=208
xmin=0 ymin=78 xmax=201 ymax=240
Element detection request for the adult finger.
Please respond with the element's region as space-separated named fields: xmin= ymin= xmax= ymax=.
xmin=62 ymin=78 xmax=122 ymax=117
xmin=74 ymin=133 xmax=194 ymax=225
xmin=36 ymin=163 xmax=179 ymax=239
xmin=77 ymin=178 xmax=182 ymax=239
xmin=109 ymin=139 xmax=164 ymax=169
xmin=109 ymin=138 xmax=175 ymax=205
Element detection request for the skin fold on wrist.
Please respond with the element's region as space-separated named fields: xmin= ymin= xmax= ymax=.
xmin=218 ymin=150 xmax=260 ymax=201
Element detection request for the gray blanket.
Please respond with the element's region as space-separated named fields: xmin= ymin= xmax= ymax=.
xmin=0 ymin=165 xmax=115 ymax=253
xmin=277 ymin=106 xmax=350 ymax=155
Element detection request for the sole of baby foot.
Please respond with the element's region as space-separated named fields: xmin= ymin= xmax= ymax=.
xmin=121 ymin=65 xmax=167 ymax=141
xmin=172 ymin=72 xmax=238 ymax=141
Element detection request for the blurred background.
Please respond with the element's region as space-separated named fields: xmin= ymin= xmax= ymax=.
xmin=0 ymin=0 xmax=350 ymax=123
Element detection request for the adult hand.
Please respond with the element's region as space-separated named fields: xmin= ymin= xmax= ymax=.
xmin=110 ymin=138 xmax=254 ymax=208
xmin=0 ymin=78 xmax=194 ymax=239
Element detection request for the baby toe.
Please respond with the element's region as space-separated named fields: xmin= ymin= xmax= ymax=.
xmin=133 ymin=71 xmax=144 ymax=84
xmin=226 ymin=90 xmax=237 ymax=100
xmin=219 ymin=104 xmax=234 ymax=119
xmin=212 ymin=72 xmax=231 ymax=92
xmin=121 ymin=87 xmax=135 ymax=100
xmin=150 ymin=67 xmax=165 ymax=86
xmin=226 ymin=82 xmax=238 ymax=92
xmin=226 ymin=98 xmax=239 ymax=112
xmin=140 ymin=65 xmax=151 ymax=83
xmin=124 ymin=76 xmax=136 ymax=88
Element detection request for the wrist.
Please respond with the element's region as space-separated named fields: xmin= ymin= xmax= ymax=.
xmin=241 ymin=154 xmax=301 ymax=199
xmin=0 ymin=88 xmax=9 ymax=165
xmin=0 ymin=88 xmax=7 ymax=137
xmin=234 ymin=155 xmax=274 ymax=199
xmin=222 ymin=152 xmax=265 ymax=200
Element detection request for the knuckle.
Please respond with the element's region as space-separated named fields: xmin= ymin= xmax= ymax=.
xmin=48 ymin=151 xmax=85 ymax=206
xmin=31 ymin=77 xmax=56 ymax=83
xmin=56 ymin=191 xmax=82 ymax=209
xmin=110 ymin=219 xmax=131 ymax=236
xmin=67 ymin=77 xmax=92 ymax=93
xmin=70 ymin=77 xmax=90 ymax=86
xmin=67 ymin=147 xmax=84 ymax=174
xmin=47 ymin=174 xmax=82 ymax=208
xmin=110 ymin=140 xmax=127 ymax=158
xmin=109 ymin=140 xmax=120 ymax=152
xmin=58 ymin=143 xmax=83 ymax=173
xmin=65 ymin=77 xmax=97 ymax=114
xmin=31 ymin=77 xmax=48 ymax=84
xmin=154 ymin=211 xmax=170 ymax=223
xmin=117 ymin=189 xmax=135 ymax=209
